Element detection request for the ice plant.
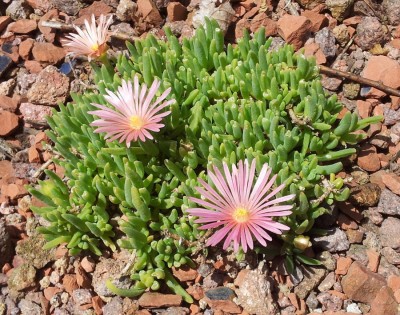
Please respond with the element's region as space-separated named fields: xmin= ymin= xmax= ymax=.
xmin=188 ymin=159 xmax=295 ymax=252
xmin=89 ymin=76 xmax=173 ymax=145
xmin=63 ymin=14 xmax=112 ymax=61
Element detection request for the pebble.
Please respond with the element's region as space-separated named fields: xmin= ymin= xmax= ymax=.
xmin=0 ymin=220 xmax=12 ymax=268
xmin=313 ymin=228 xmax=350 ymax=252
xmin=5 ymin=0 xmax=32 ymax=20
xmin=0 ymin=16 xmax=12 ymax=32
xmin=7 ymin=263 xmax=37 ymax=296
xmin=294 ymin=266 xmax=327 ymax=299
xmin=72 ymin=289 xmax=92 ymax=305
xmin=9 ymin=19 xmax=37 ymax=34
xmin=116 ymin=0 xmax=137 ymax=22
xmin=381 ymin=247 xmax=400 ymax=265
xmin=315 ymin=27 xmax=337 ymax=57
xmin=380 ymin=217 xmax=400 ymax=249
xmin=18 ymin=299 xmax=42 ymax=315
xmin=316 ymin=291 xmax=343 ymax=311
xmin=0 ymin=111 xmax=19 ymax=136
xmin=19 ymin=102 xmax=52 ymax=124
xmin=378 ymin=188 xmax=400 ymax=216
xmin=357 ymin=143 xmax=381 ymax=172
xmin=0 ymin=54 xmax=13 ymax=78
xmin=167 ymin=2 xmax=187 ymax=22
xmin=349 ymin=183 xmax=381 ymax=207
xmin=138 ymin=293 xmax=182 ymax=308
xmin=317 ymin=272 xmax=336 ymax=292
xmin=326 ymin=0 xmax=354 ymax=21
xmin=0 ymin=95 xmax=19 ymax=112
xmin=383 ymin=0 xmax=400 ymax=26
xmin=277 ymin=15 xmax=312 ymax=50
xmin=31 ymin=42 xmax=65 ymax=64
xmin=51 ymin=0 xmax=83 ymax=15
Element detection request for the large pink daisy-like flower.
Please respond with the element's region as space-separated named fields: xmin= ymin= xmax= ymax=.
xmin=62 ymin=14 xmax=112 ymax=61
xmin=187 ymin=159 xmax=295 ymax=252
xmin=88 ymin=77 xmax=173 ymax=146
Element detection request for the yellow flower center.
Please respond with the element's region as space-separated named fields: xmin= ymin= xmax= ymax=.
xmin=233 ymin=207 xmax=250 ymax=223
xmin=91 ymin=43 xmax=99 ymax=51
xmin=130 ymin=115 xmax=144 ymax=130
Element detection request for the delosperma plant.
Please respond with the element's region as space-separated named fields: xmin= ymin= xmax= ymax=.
xmin=29 ymin=17 xmax=381 ymax=301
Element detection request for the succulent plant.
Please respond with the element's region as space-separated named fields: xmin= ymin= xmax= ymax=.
xmin=29 ymin=19 xmax=381 ymax=299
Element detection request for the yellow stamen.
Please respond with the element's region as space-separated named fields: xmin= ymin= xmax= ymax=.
xmin=91 ymin=43 xmax=99 ymax=51
xmin=130 ymin=115 xmax=144 ymax=130
xmin=233 ymin=207 xmax=250 ymax=223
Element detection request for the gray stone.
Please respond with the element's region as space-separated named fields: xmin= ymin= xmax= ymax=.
xmin=384 ymin=107 xmax=400 ymax=126
xmin=16 ymin=234 xmax=55 ymax=269
xmin=326 ymin=0 xmax=354 ymax=21
xmin=205 ymin=287 xmax=235 ymax=300
xmin=234 ymin=269 xmax=277 ymax=315
xmin=355 ymin=17 xmax=388 ymax=50
xmin=306 ymin=291 xmax=319 ymax=310
xmin=72 ymin=289 xmax=92 ymax=306
xmin=317 ymin=272 xmax=336 ymax=292
xmin=315 ymin=27 xmax=337 ymax=58
xmin=5 ymin=0 xmax=32 ymax=20
xmin=378 ymin=256 xmax=400 ymax=278
xmin=0 ymin=219 xmax=12 ymax=268
xmin=313 ymin=228 xmax=350 ymax=252
xmin=7 ymin=264 xmax=36 ymax=298
xmin=294 ymin=266 xmax=327 ymax=299
xmin=383 ymin=0 xmax=400 ymax=25
xmin=342 ymin=83 xmax=360 ymax=99
xmin=158 ymin=307 xmax=189 ymax=315
xmin=347 ymin=244 xmax=369 ymax=265
xmin=362 ymin=231 xmax=382 ymax=252
xmin=0 ymin=78 xmax=16 ymax=96
xmin=18 ymin=299 xmax=42 ymax=315
xmin=102 ymin=296 xmax=123 ymax=315
xmin=381 ymin=247 xmax=400 ymax=265
xmin=0 ymin=55 xmax=13 ymax=79
xmin=316 ymin=292 xmax=343 ymax=312
xmin=51 ymin=0 xmax=83 ymax=15
xmin=380 ymin=217 xmax=400 ymax=249
xmin=197 ymin=263 xmax=213 ymax=277
xmin=116 ymin=0 xmax=137 ymax=22
xmin=346 ymin=303 xmax=362 ymax=314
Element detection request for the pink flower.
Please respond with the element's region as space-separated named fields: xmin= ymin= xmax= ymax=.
xmin=88 ymin=76 xmax=173 ymax=146
xmin=187 ymin=159 xmax=295 ymax=252
xmin=63 ymin=14 xmax=112 ymax=61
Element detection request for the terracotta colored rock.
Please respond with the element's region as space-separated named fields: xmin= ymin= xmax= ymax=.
xmin=63 ymin=274 xmax=79 ymax=294
xmin=303 ymin=42 xmax=326 ymax=64
xmin=388 ymin=275 xmax=400 ymax=292
xmin=38 ymin=9 xmax=58 ymax=43
xmin=250 ymin=13 xmax=277 ymax=36
xmin=19 ymin=38 xmax=34 ymax=60
xmin=342 ymin=261 xmax=386 ymax=303
xmin=362 ymin=56 xmax=400 ymax=99
xmin=19 ymin=102 xmax=53 ymax=124
xmin=0 ymin=95 xmax=19 ymax=112
xmin=357 ymin=144 xmax=380 ymax=172
xmin=76 ymin=266 xmax=91 ymax=288
xmin=302 ymin=10 xmax=328 ymax=33
xmin=43 ymin=286 xmax=62 ymax=301
xmin=381 ymin=173 xmax=400 ymax=195
xmin=167 ymin=2 xmax=187 ymax=22
xmin=79 ymin=1 xmax=113 ymax=17
xmin=205 ymin=298 xmax=242 ymax=314
xmin=27 ymin=66 xmax=69 ymax=106
xmin=80 ymin=257 xmax=95 ymax=273
xmin=370 ymin=286 xmax=398 ymax=315
xmin=24 ymin=60 xmax=43 ymax=74
xmin=0 ymin=16 xmax=12 ymax=33
xmin=277 ymin=15 xmax=312 ymax=50
xmin=366 ymin=249 xmax=380 ymax=272
xmin=2 ymin=183 xmax=27 ymax=200
xmin=137 ymin=0 xmax=163 ymax=25
xmin=0 ymin=161 xmax=15 ymax=181
xmin=186 ymin=285 xmax=204 ymax=300
xmin=335 ymin=257 xmax=352 ymax=275
xmin=338 ymin=202 xmax=363 ymax=222
xmin=32 ymin=42 xmax=65 ymax=64
xmin=172 ymin=266 xmax=198 ymax=282
xmin=28 ymin=146 xmax=41 ymax=163
xmin=337 ymin=213 xmax=357 ymax=230
xmin=9 ymin=19 xmax=37 ymax=34
xmin=92 ymin=296 xmax=103 ymax=315
xmin=0 ymin=111 xmax=19 ymax=136
xmin=138 ymin=293 xmax=182 ymax=308
xmin=345 ymin=229 xmax=364 ymax=244
xmin=356 ymin=100 xmax=372 ymax=119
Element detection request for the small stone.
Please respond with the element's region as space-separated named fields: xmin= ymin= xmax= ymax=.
xmin=167 ymin=2 xmax=187 ymax=22
xmin=80 ymin=257 xmax=95 ymax=273
xmin=294 ymin=266 xmax=327 ymax=299
xmin=382 ymin=247 xmax=400 ymax=265
xmin=336 ymin=257 xmax=352 ymax=275
xmin=72 ymin=289 xmax=92 ymax=305
xmin=342 ymin=261 xmax=386 ymax=303
xmin=16 ymin=234 xmax=55 ymax=269
xmin=186 ymin=285 xmax=204 ymax=301
xmin=63 ymin=274 xmax=79 ymax=294
xmin=0 ymin=55 xmax=13 ymax=78
xmin=234 ymin=269 xmax=277 ymax=315
xmin=366 ymin=249 xmax=380 ymax=272
xmin=28 ymin=146 xmax=40 ymax=163
xmin=277 ymin=15 xmax=312 ymax=50
xmin=137 ymin=0 xmax=163 ymax=26
xmin=138 ymin=293 xmax=182 ymax=308
xmin=296 ymin=0 xmax=325 ymax=9
xmin=7 ymin=263 xmax=36 ymax=294
xmin=205 ymin=287 xmax=235 ymax=300
xmin=0 ymin=111 xmax=19 ymax=136
xmin=32 ymin=42 xmax=65 ymax=64
xmin=302 ymin=10 xmax=328 ymax=33
xmin=313 ymin=228 xmax=350 ymax=252
xmin=9 ymin=19 xmax=37 ymax=34
xmin=0 ymin=16 xmax=12 ymax=32
xmin=383 ymin=0 xmax=400 ymax=26
xmin=377 ymin=189 xmax=400 ymax=216
xmin=380 ymin=217 xmax=400 ymax=249
xmin=342 ymin=83 xmax=360 ymax=99
xmin=116 ymin=0 xmax=137 ymax=22
xmin=315 ymin=27 xmax=337 ymax=57
xmin=172 ymin=266 xmax=198 ymax=282
xmin=318 ymin=272 xmax=335 ymax=292
xmin=381 ymin=173 xmax=400 ymax=195
xmin=332 ymin=24 xmax=350 ymax=46
xmin=356 ymin=100 xmax=372 ymax=119
xmin=316 ymin=291 xmax=343 ymax=312
xmin=18 ymin=299 xmax=42 ymax=315
xmin=317 ymin=251 xmax=336 ymax=271
xmin=6 ymin=0 xmax=32 ymax=20
xmin=0 ymin=220 xmax=12 ymax=268
xmin=303 ymin=42 xmax=326 ymax=64
xmin=52 ymin=0 xmax=83 ymax=15
xmin=326 ymin=0 xmax=354 ymax=21
xmin=27 ymin=65 xmax=69 ymax=106
xmin=102 ymin=296 xmax=123 ymax=315
xmin=38 ymin=9 xmax=58 ymax=43
xmin=357 ymin=144 xmax=381 ymax=172
xmin=349 ymin=183 xmax=381 ymax=207
xmin=19 ymin=38 xmax=34 ymax=60
xmin=370 ymin=286 xmax=398 ymax=315
xmin=43 ymin=287 xmax=62 ymax=301
xmin=25 ymin=60 xmax=43 ymax=74
xmin=0 ymin=95 xmax=18 ymax=112
xmin=79 ymin=1 xmax=113 ymax=17
xmin=345 ymin=229 xmax=364 ymax=244
xmin=19 ymin=102 xmax=52 ymax=124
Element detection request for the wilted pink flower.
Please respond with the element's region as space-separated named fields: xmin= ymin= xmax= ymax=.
xmin=187 ymin=159 xmax=295 ymax=252
xmin=63 ymin=14 xmax=112 ymax=61
xmin=88 ymin=77 xmax=173 ymax=146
